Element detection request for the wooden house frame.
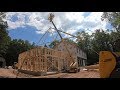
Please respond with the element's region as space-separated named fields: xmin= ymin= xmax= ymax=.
xmin=17 ymin=39 xmax=87 ymax=75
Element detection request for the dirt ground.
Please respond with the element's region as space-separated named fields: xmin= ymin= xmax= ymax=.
xmin=33 ymin=69 xmax=100 ymax=78
xmin=0 ymin=68 xmax=16 ymax=78
xmin=0 ymin=67 xmax=100 ymax=78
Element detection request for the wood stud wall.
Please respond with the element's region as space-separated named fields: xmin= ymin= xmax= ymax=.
xmin=17 ymin=47 xmax=71 ymax=73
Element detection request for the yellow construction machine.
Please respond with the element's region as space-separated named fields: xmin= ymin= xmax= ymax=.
xmin=99 ymin=51 xmax=120 ymax=78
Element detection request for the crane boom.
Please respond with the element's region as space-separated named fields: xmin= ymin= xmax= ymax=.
xmin=51 ymin=21 xmax=63 ymax=39
xmin=57 ymin=29 xmax=78 ymax=39
xmin=48 ymin=13 xmax=63 ymax=40
xmin=48 ymin=13 xmax=79 ymax=72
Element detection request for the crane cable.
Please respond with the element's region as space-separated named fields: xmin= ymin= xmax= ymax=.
xmin=39 ymin=27 xmax=59 ymax=46
xmin=42 ymin=31 xmax=49 ymax=46
xmin=38 ymin=31 xmax=59 ymax=46
xmin=51 ymin=28 xmax=59 ymax=42
xmin=36 ymin=28 xmax=50 ymax=45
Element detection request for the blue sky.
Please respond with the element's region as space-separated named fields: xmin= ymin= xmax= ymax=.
xmin=8 ymin=25 xmax=40 ymax=44
xmin=6 ymin=12 xmax=113 ymax=45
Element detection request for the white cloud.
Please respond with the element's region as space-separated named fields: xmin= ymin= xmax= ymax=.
xmin=6 ymin=12 xmax=29 ymax=29
xmin=83 ymin=12 xmax=107 ymax=30
xmin=6 ymin=12 xmax=109 ymax=36
xmin=7 ymin=20 xmax=25 ymax=29
xmin=65 ymin=12 xmax=84 ymax=23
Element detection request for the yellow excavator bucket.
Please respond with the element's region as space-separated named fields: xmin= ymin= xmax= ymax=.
xmin=99 ymin=51 xmax=116 ymax=78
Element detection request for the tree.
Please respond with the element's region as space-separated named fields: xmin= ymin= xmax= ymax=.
xmin=109 ymin=31 xmax=120 ymax=52
xmin=5 ymin=39 xmax=36 ymax=66
xmin=75 ymin=29 xmax=115 ymax=65
xmin=0 ymin=12 xmax=11 ymax=57
xmin=49 ymin=40 xmax=59 ymax=48
xmin=76 ymin=31 xmax=91 ymax=52
xmin=102 ymin=12 xmax=120 ymax=32
xmin=89 ymin=29 xmax=110 ymax=64
xmin=91 ymin=29 xmax=112 ymax=53
xmin=102 ymin=12 xmax=120 ymax=52
xmin=0 ymin=12 xmax=8 ymax=29
xmin=76 ymin=31 xmax=95 ymax=65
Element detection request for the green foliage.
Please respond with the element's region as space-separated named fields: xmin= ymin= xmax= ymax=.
xmin=76 ymin=31 xmax=96 ymax=65
xmin=76 ymin=28 xmax=120 ymax=65
xmin=5 ymin=39 xmax=36 ymax=66
xmin=109 ymin=31 xmax=120 ymax=52
xmin=1 ymin=12 xmax=120 ymax=66
xmin=0 ymin=12 xmax=37 ymax=66
xmin=0 ymin=12 xmax=10 ymax=57
xmin=49 ymin=40 xmax=59 ymax=48
xmin=0 ymin=12 xmax=8 ymax=29
xmin=102 ymin=12 xmax=120 ymax=51
xmin=91 ymin=29 xmax=112 ymax=52
xmin=76 ymin=31 xmax=91 ymax=52
xmin=102 ymin=12 xmax=120 ymax=31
